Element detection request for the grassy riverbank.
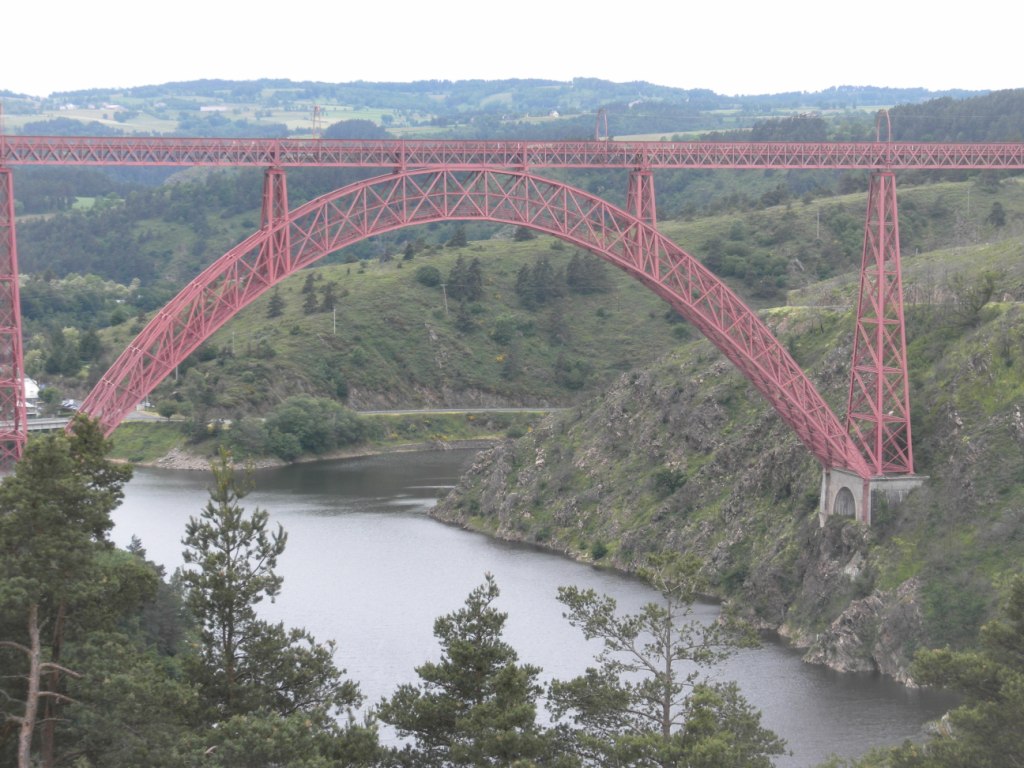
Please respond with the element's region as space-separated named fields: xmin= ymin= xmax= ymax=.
xmin=108 ymin=410 xmax=547 ymax=467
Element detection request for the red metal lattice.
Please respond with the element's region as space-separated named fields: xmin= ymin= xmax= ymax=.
xmin=0 ymin=168 xmax=26 ymax=463
xmin=846 ymin=172 xmax=913 ymax=475
xmin=78 ymin=169 xmax=871 ymax=477
xmin=4 ymin=136 xmax=1024 ymax=170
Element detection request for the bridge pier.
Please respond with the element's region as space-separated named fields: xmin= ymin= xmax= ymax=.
xmin=819 ymin=468 xmax=926 ymax=526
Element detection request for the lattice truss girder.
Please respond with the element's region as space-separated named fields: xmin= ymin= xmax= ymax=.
xmin=0 ymin=169 xmax=26 ymax=463
xmin=7 ymin=136 xmax=1024 ymax=170
xmin=845 ymin=172 xmax=913 ymax=475
xmin=79 ymin=169 xmax=870 ymax=477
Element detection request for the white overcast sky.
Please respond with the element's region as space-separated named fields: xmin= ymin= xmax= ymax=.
xmin=5 ymin=0 xmax=1021 ymax=98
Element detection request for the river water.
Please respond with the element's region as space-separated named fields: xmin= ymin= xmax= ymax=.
xmin=110 ymin=448 xmax=954 ymax=767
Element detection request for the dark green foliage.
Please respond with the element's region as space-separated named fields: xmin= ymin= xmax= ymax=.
xmin=181 ymin=452 xmax=288 ymax=714
xmin=377 ymin=574 xmax=558 ymax=766
xmin=302 ymin=289 xmax=319 ymax=314
xmin=446 ymin=255 xmax=484 ymax=301
xmin=0 ymin=417 xmax=137 ymax=768
xmin=566 ymin=252 xmax=612 ymax=295
xmin=446 ymin=224 xmax=468 ymax=248
xmin=415 ymin=265 xmax=442 ymax=287
xmin=515 ymin=254 xmax=564 ymax=309
xmin=181 ymin=453 xmax=363 ymax=718
xmin=320 ymin=280 xmax=338 ymax=312
xmin=875 ymin=576 xmax=1024 ymax=767
xmin=652 ymin=467 xmax=687 ymax=499
xmin=258 ymin=395 xmax=365 ymax=459
xmin=454 ymin=300 xmax=477 ymax=333
xmin=322 ymin=119 xmax=391 ymax=140
xmin=265 ymin=287 xmax=284 ymax=318
xmin=554 ymin=353 xmax=592 ymax=390
xmin=987 ymin=201 xmax=1007 ymax=227
xmin=549 ymin=554 xmax=784 ymax=767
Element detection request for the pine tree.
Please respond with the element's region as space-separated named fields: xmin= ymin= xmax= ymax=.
xmin=266 ymin=287 xmax=285 ymax=319
xmin=320 ymin=281 xmax=337 ymax=312
xmin=454 ymin=300 xmax=476 ymax=333
xmin=302 ymin=290 xmax=319 ymax=314
xmin=377 ymin=574 xmax=559 ymax=766
xmin=465 ymin=257 xmax=484 ymax=301
xmin=446 ymin=224 xmax=468 ymax=248
xmin=447 ymin=255 xmax=469 ymax=300
xmin=549 ymin=554 xmax=785 ymax=767
xmin=301 ymin=272 xmax=316 ymax=294
xmin=0 ymin=417 xmax=134 ymax=768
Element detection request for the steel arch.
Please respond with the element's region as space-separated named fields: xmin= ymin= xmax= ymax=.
xmin=78 ymin=168 xmax=871 ymax=477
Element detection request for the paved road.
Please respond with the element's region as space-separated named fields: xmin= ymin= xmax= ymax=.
xmin=16 ymin=407 xmax=564 ymax=432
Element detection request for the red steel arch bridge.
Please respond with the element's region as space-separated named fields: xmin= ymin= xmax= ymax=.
xmin=3 ymin=134 xmax=1024 ymax=521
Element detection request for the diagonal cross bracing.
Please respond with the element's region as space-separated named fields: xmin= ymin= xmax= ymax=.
xmin=845 ymin=172 xmax=913 ymax=475
xmin=76 ymin=168 xmax=869 ymax=477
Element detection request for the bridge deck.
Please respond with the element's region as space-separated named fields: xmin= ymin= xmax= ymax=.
xmin=3 ymin=137 xmax=1024 ymax=170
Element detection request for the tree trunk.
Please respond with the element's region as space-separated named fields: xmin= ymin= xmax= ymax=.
xmin=40 ymin=600 xmax=66 ymax=768
xmin=18 ymin=603 xmax=42 ymax=768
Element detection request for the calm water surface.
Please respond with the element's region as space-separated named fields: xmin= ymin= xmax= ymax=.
xmin=111 ymin=449 xmax=954 ymax=767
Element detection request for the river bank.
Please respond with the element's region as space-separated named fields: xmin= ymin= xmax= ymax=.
xmin=139 ymin=437 xmax=501 ymax=471
xmin=108 ymin=409 xmax=543 ymax=469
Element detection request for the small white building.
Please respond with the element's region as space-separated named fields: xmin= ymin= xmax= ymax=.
xmin=25 ymin=378 xmax=39 ymax=417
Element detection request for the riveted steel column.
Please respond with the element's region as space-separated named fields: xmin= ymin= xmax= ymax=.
xmin=845 ymin=171 xmax=913 ymax=475
xmin=0 ymin=168 xmax=26 ymax=464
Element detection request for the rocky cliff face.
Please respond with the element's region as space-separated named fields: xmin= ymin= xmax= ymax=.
xmin=433 ymin=305 xmax=1024 ymax=683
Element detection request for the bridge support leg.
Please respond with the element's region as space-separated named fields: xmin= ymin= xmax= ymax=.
xmin=845 ymin=171 xmax=914 ymax=476
xmin=259 ymin=168 xmax=290 ymax=282
xmin=626 ymin=168 xmax=658 ymax=276
xmin=0 ymin=168 xmax=26 ymax=464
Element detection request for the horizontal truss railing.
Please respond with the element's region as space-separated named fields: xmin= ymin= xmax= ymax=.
xmin=4 ymin=137 xmax=1024 ymax=170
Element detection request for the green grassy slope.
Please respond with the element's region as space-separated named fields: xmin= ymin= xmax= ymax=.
xmin=105 ymin=238 xmax=694 ymax=418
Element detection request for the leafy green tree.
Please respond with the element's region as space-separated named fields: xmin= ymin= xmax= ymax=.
xmin=416 ymin=265 xmax=442 ymax=287
xmin=262 ymin=395 xmax=365 ymax=458
xmin=377 ymin=574 xmax=561 ymax=766
xmin=549 ymin=554 xmax=785 ymax=767
xmin=879 ymin=575 xmax=1024 ymax=768
xmin=0 ymin=416 xmax=134 ymax=768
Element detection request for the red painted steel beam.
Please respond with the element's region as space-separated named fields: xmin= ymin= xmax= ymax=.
xmin=0 ymin=168 xmax=26 ymax=464
xmin=846 ymin=172 xmax=913 ymax=475
xmin=78 ymin=169 xmax=871 ymax=478
xmin=4 ymin=136 xmax=1024 ymax=170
